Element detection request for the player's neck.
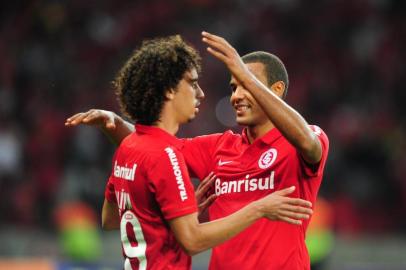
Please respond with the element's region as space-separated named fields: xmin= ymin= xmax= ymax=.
xmin=155 ymin=113 xmax=180 ymax=136
xmin=155 ymin=120 xmax=179 ymax=136
xmin=155 ymin=102 xmax=182 ymax=135
xmin=246 ymin=121 xmax=274 ymax=144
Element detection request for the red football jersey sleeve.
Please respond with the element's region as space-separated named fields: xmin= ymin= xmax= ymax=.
xmin=147 ymin=146 xmax=198 ymax=220
xmin=300 ymin=125 xmax=329 ymax=177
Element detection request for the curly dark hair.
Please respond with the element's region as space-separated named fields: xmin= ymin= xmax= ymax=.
xmin=242 ymin=51 xmax=289 ymax=99
xmin=114 ymin=35 xmax=201 ymax=125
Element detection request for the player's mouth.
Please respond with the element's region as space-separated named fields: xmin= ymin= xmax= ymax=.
xmin=234 ymin=104 xmax=250 ymax=115
xmin=195 ymin=101 xmax=200 ymax=114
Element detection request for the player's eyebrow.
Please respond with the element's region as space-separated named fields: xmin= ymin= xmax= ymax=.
xmin=185 ymin=74 xmax=198 ymax=83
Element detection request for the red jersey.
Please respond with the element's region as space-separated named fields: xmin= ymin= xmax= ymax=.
xmin=105 ymin=124 xmax=198 ymax=270
xmin=180 ymin=125 xmax=329 ymax=270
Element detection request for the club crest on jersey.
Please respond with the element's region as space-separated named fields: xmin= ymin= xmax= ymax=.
xmin=258 ymin=148 xmax=277 ymax=169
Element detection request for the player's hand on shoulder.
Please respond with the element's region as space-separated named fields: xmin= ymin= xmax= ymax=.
xmin=65 ymin=109 xmax=116 ymax=130
xmin=259 ymin=186 xmax=313 ymax=225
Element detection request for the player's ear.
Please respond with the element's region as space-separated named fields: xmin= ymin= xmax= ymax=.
xmin=165 ymin=88 xmax=176 ymax=100
xmin=271 ymin=81 xmax=285 ymax=99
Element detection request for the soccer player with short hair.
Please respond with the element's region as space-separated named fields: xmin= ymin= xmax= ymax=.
xmin=77 ymin=34 xmax=314 ymax=270
xmin=196 ymin=32 xmax=329 ymax=270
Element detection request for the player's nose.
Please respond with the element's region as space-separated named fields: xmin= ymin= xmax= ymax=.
xmin=230 ymin=86 xmax=245 ymax=102
xmin=196 ymin=84 xmax=205 ymax=100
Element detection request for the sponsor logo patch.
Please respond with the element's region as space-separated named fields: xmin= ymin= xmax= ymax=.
xmin=114 ymin=161 xmax=137 ymax=181
xmin=215 ymin=172 xmax=275 ymax=195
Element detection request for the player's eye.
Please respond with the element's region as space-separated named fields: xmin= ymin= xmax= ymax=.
xmin=230 ymin=84 xmax=237 ymax=93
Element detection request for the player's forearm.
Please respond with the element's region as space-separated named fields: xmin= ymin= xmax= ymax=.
xmin=101 ymin=113 xmax=134 ymax=146
xmin=101 ymin=200 xmax=120 ymax=230
xmin=195 ymin=202 xmax=263 ymax=253
xmin=244 ymin=77 xmax=321 ymax=163
xmin=172 ymin=202 xmax=263 ymax=255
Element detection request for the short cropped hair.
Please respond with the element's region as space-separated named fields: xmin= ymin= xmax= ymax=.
xmin=114 ymin=35 xmax=201 ymax=125
xmin=242 ymin=51 xmax=289 ymax=99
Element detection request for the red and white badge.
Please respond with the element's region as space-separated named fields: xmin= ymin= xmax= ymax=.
xmin=258 ymin=148 xmax=278 ymax=169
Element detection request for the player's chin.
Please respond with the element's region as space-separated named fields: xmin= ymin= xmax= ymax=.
xmin=186 ymin=113 xmax=197 ymax=123
xmin=235 ymin=116 xmax=250 ymax=125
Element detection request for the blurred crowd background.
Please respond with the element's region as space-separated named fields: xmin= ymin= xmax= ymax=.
xmin=1 ymin=0 xmax=405 ymax=269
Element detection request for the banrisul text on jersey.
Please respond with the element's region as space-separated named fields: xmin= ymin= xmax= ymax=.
xmin=215 ymin=172 xmax=275 ymax=195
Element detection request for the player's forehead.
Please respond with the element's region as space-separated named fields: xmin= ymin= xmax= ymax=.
xmin=230 ymin=62 xmax=267 ymax=85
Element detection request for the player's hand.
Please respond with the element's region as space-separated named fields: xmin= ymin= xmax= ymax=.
xmin=259 ymin=186 xmax=313 ymax=225
xmin=201 ymin=31 xmax=251 ymax=85
xmin=65 ymin=109 xmax=117 ymax=130
xmin=195 ymin=172 xmax=217 ymax=218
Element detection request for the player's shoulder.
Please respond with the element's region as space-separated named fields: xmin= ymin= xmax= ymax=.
xmin=221 ymin=129 xmax=244 ymax=141
xmin=223 ymin=129 xmax=240 ymax=137
xmin=145 ymin=145 xmax=187 ymax=174
xmin=120 ymin=131 xmax=142 ymax=148
xmin=189 ymin=132 xmax=224 ymax=140
xmin=143 ymin=141 xmax=184 ymax=162
xmin=119 ymin=133 xmax=170 ymax=157
xmin=200 ymin=129 xmax=241 ymax=140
